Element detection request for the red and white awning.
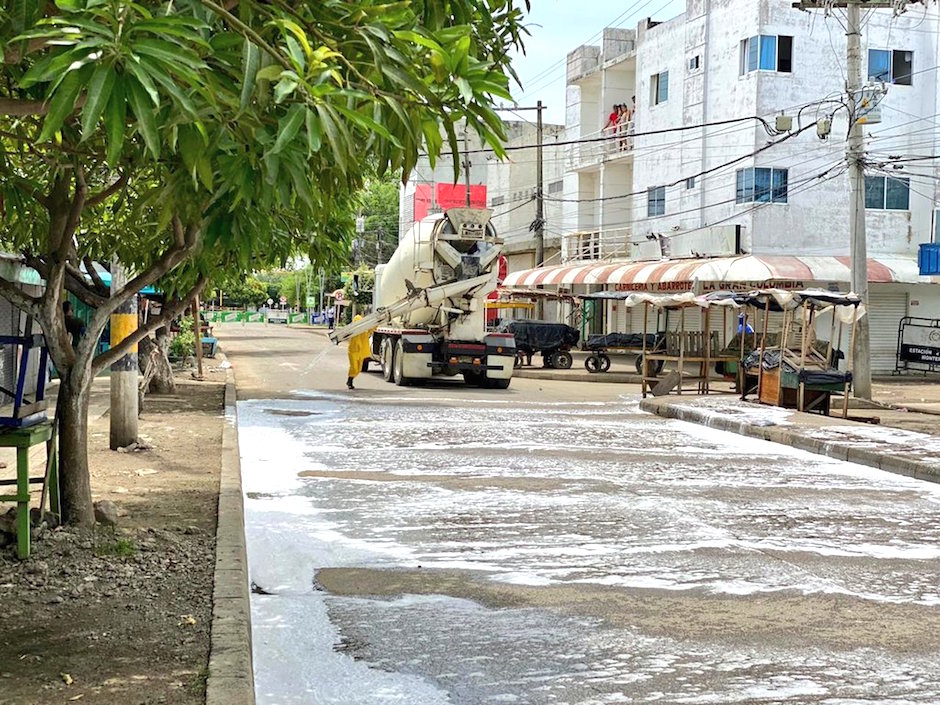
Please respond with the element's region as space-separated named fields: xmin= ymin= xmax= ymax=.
xmin=502 ymin=255 xmax=927 ymax=290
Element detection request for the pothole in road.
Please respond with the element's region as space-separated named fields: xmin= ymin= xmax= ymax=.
xmin=264 ymin=408 xmax=319 ymax=417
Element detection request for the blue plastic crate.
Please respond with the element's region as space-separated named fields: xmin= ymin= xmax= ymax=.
xmin=919 ymin=243 xmax=940 ymax=275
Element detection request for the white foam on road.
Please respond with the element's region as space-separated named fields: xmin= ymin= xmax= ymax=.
xmin=239 ymin=396 xmax=940 ymax=703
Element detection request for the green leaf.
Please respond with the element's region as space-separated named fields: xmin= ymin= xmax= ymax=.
xmin=239 ymin=40 xmax=261 ymax=110
xmin=104 ymin=76 xmax=126 ymax=166
xmin=125 ymin=59 xmax=160 ymax=105
xmin=274 ymin=77 xmax=298 ymax=103
xmin=196 ymin=155 xmax=214 ymax=190
xmin=127 ymin=77 xmax=160 ymax=158
xmin=271 ymin=104 xmax=304 ymax=155
xmin=255 ymin=65 xmax=283 ymax=82
xmin=37 ymin=66 xmax=87 ymax=143
xmin=80 ymin=62 xmax=115 ymax=141
xmin=315 ymin=104 xmax=346 ymax=172
xmin=455 ymin=78 xmax=473 ymax=103
xmin=305 ymin=108 xmax=321 ymax=153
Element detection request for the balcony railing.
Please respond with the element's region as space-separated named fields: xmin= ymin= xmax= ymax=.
xmin=562 ymin=227 xmax=632 ymax=263
xmin=566 ymin=123 xmax=634 ymax=171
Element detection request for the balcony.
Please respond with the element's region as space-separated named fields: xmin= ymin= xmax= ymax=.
xmin=562 ymin=227 xmax=632 ymax=263
xmin=566 ymin=123 xmax=634 ymax=172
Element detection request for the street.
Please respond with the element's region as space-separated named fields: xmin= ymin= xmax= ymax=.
xmin=222 ymin=324 xmax=940 ymax=704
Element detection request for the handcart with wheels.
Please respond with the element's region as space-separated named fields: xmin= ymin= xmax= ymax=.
xmin=582 ymin=332 xmax=666 ymax=374
xmin=499 ymin=320 xmax=580 ymax=370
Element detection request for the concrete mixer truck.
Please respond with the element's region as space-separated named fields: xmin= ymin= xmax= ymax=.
xmin=329 ymin=208 xmax=516 ymax=388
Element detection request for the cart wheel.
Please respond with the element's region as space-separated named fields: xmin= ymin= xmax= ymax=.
xmin=585 ymin=355 xmax=602 ymax=373
xmin=636 ymin=355 xmax=664 ymax=375
xmin=551 ymin=351 xmax=573 ymax=370
xmin=514 ymin=352 xmax=525 ymax=369
xmin=598 ymin=353 xmax=611 ymax=373
xmin=543 ymin=352 xmax=554 ymax=368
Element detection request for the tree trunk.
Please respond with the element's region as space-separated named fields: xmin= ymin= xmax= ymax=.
xmin=56 ymin=368 xmax=95 ymax=527
xmin=149 ymin=328 xmax=175 ymax=394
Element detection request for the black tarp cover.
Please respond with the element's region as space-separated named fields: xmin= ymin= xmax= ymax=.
xmin=500 ymin=320 xmax=580 ymax=351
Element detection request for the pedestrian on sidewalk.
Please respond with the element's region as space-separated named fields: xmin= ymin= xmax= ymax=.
xmin=346 ymin=315 xmax=374 ymax=390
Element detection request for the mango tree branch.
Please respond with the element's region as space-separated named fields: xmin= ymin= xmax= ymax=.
xmin=90 ymin=275 xmax=208 ymax=377
xmin=86 ymin=171 xmax=128 ymax=208
xmin=82 ymin=256 xmax=109 ymax=296
xmin=84 ymin=223 xmax=202 ymax=338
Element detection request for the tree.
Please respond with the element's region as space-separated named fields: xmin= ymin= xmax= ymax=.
xmin=0 ymin=0 xmax=528 ymax=525
xmin=357 ymin=172 xmax=401 ymax=266
xmin=212 ymin=277 xmax=268 ymax=308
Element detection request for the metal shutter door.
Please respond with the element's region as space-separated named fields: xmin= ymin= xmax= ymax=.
xmin=868 ymin=292 xmax=908 ymax=373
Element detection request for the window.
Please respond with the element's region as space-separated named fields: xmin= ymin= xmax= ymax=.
xmin=490 ymin=195 xmax=505 ymax=207
xmin=865 ymin=174 xmax=910 ymax=210
xmin=548 ymin=180 xmax=563 ymax=194
xmin=689 ymin=55 xmax=700 ymax=70
xmin=736 ymin=167 xmax=788 ymax=203
xmin=647 ymin=186 xmax=666 ymax=217
xmin=740 ymin=35 xmax=792 ymax=74
xmin=868 ymin=49 xmax=912 ymax=85
xmin=685 ymin=177 xmax=696 ymax=189
xmin=651 ymin=71 xmax=669 ymax=105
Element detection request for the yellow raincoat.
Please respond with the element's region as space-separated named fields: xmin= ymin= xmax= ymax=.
xmin=346 ymin=315 xmax=374 ymax=379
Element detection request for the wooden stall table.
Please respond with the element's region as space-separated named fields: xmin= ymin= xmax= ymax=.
xmin=0 ymin=421 xmax=59 ymax=559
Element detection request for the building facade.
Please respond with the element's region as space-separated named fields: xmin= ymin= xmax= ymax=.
xmin=508 ymin=0 xmax=940 ymax=371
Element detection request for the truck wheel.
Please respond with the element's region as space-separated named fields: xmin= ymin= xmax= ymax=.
xmin=381 ymin=338 xmax=395 ymax=382
xmin=393 ymin=339 xmax=410 ymax=386
xmin=551 ymin=351 xmax=573 ymax=369
xmin=485 ymin=377 xmax=511 ymax=389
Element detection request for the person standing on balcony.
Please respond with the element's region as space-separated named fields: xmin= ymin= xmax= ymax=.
xmin=604 ymin=104 xmax=619 ymax=139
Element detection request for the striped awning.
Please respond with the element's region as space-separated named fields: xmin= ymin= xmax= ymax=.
xmin=502 ymin=255 xmax=927 ymax=290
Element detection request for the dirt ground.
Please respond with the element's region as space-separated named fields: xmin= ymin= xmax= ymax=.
xmin=0 ymin=361 xmax=226 ymax=705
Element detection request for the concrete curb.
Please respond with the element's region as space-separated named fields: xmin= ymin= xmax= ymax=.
xmin=639 ymin=398 xmax=940 ymax=485
xmin=206 ymin=364 xmax=255 ymax=705
xmin=513 ymin=369 xmax=644 ymax=384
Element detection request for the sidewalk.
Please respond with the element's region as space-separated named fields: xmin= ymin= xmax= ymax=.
xmin=640 ymin=394 xmax=940 ymax=484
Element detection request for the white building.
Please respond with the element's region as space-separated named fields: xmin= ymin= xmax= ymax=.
xmin=399 ymin=119 xmax=566 ymax=273
xmin=506 ymin=0 xmax=940 ymax=372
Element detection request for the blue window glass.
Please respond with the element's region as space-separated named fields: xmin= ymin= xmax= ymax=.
xmin=648 ymin=186 xmax=666 ymax=217
xmin=754 ymin=167 xmax=772 ymax=202
xmin=747 ymin=36 xmax=759 ymax=72
xmin=736 ymin=168 xmax=754 ymax=203
xmin=657 ymin=71 xmax=669 ymax=104
xmin=759 ymin=35 xmax=777 ymax=71
xmin=864 ymin=175 xmax=886 ymax=209
xmin=868 ymin=49 xmax=891 ymax=82
xmin=885 ymin=177 xmax=910 ymax=210
xmin=771 ymin=169 xmax=788 ymax=203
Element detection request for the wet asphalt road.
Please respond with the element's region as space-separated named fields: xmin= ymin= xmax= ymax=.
xmin=220 ymin=324 xmax=940 ymax=704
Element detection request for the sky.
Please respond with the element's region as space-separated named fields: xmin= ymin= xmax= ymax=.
xmin=507 ymin=0 xmax=687 ymax=125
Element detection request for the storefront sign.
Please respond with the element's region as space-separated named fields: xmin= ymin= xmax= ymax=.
xmin=898 ymin=319 xmax=940 ymax=367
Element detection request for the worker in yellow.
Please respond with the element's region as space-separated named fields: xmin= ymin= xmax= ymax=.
xmin=346 ymin=315 xmax=374 ymax=389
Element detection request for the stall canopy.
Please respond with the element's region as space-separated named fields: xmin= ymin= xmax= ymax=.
xmin=502 ymin=254 xmax=925 ymax=290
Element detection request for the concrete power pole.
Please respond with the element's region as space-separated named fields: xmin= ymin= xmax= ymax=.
xmin=109 ymin=260 xmax=138 ymax=449
xmin=535 ymin=100 xmax=545 ymax=267
xmin=844 ymin=2 xmax=872 ymax=400
xmin=792 ymin=0 xmax=928 ymax=399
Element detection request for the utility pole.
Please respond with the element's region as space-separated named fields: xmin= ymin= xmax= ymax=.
xmin=535 ymin=99 xmax=545 ymax=267
xmin=791 ymin=0 xmax=926 ymax=399
xmin=845 ymin=1 xmax=872 ymax=399
xmin=109 ymin=260 xmax=138 ymax=449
